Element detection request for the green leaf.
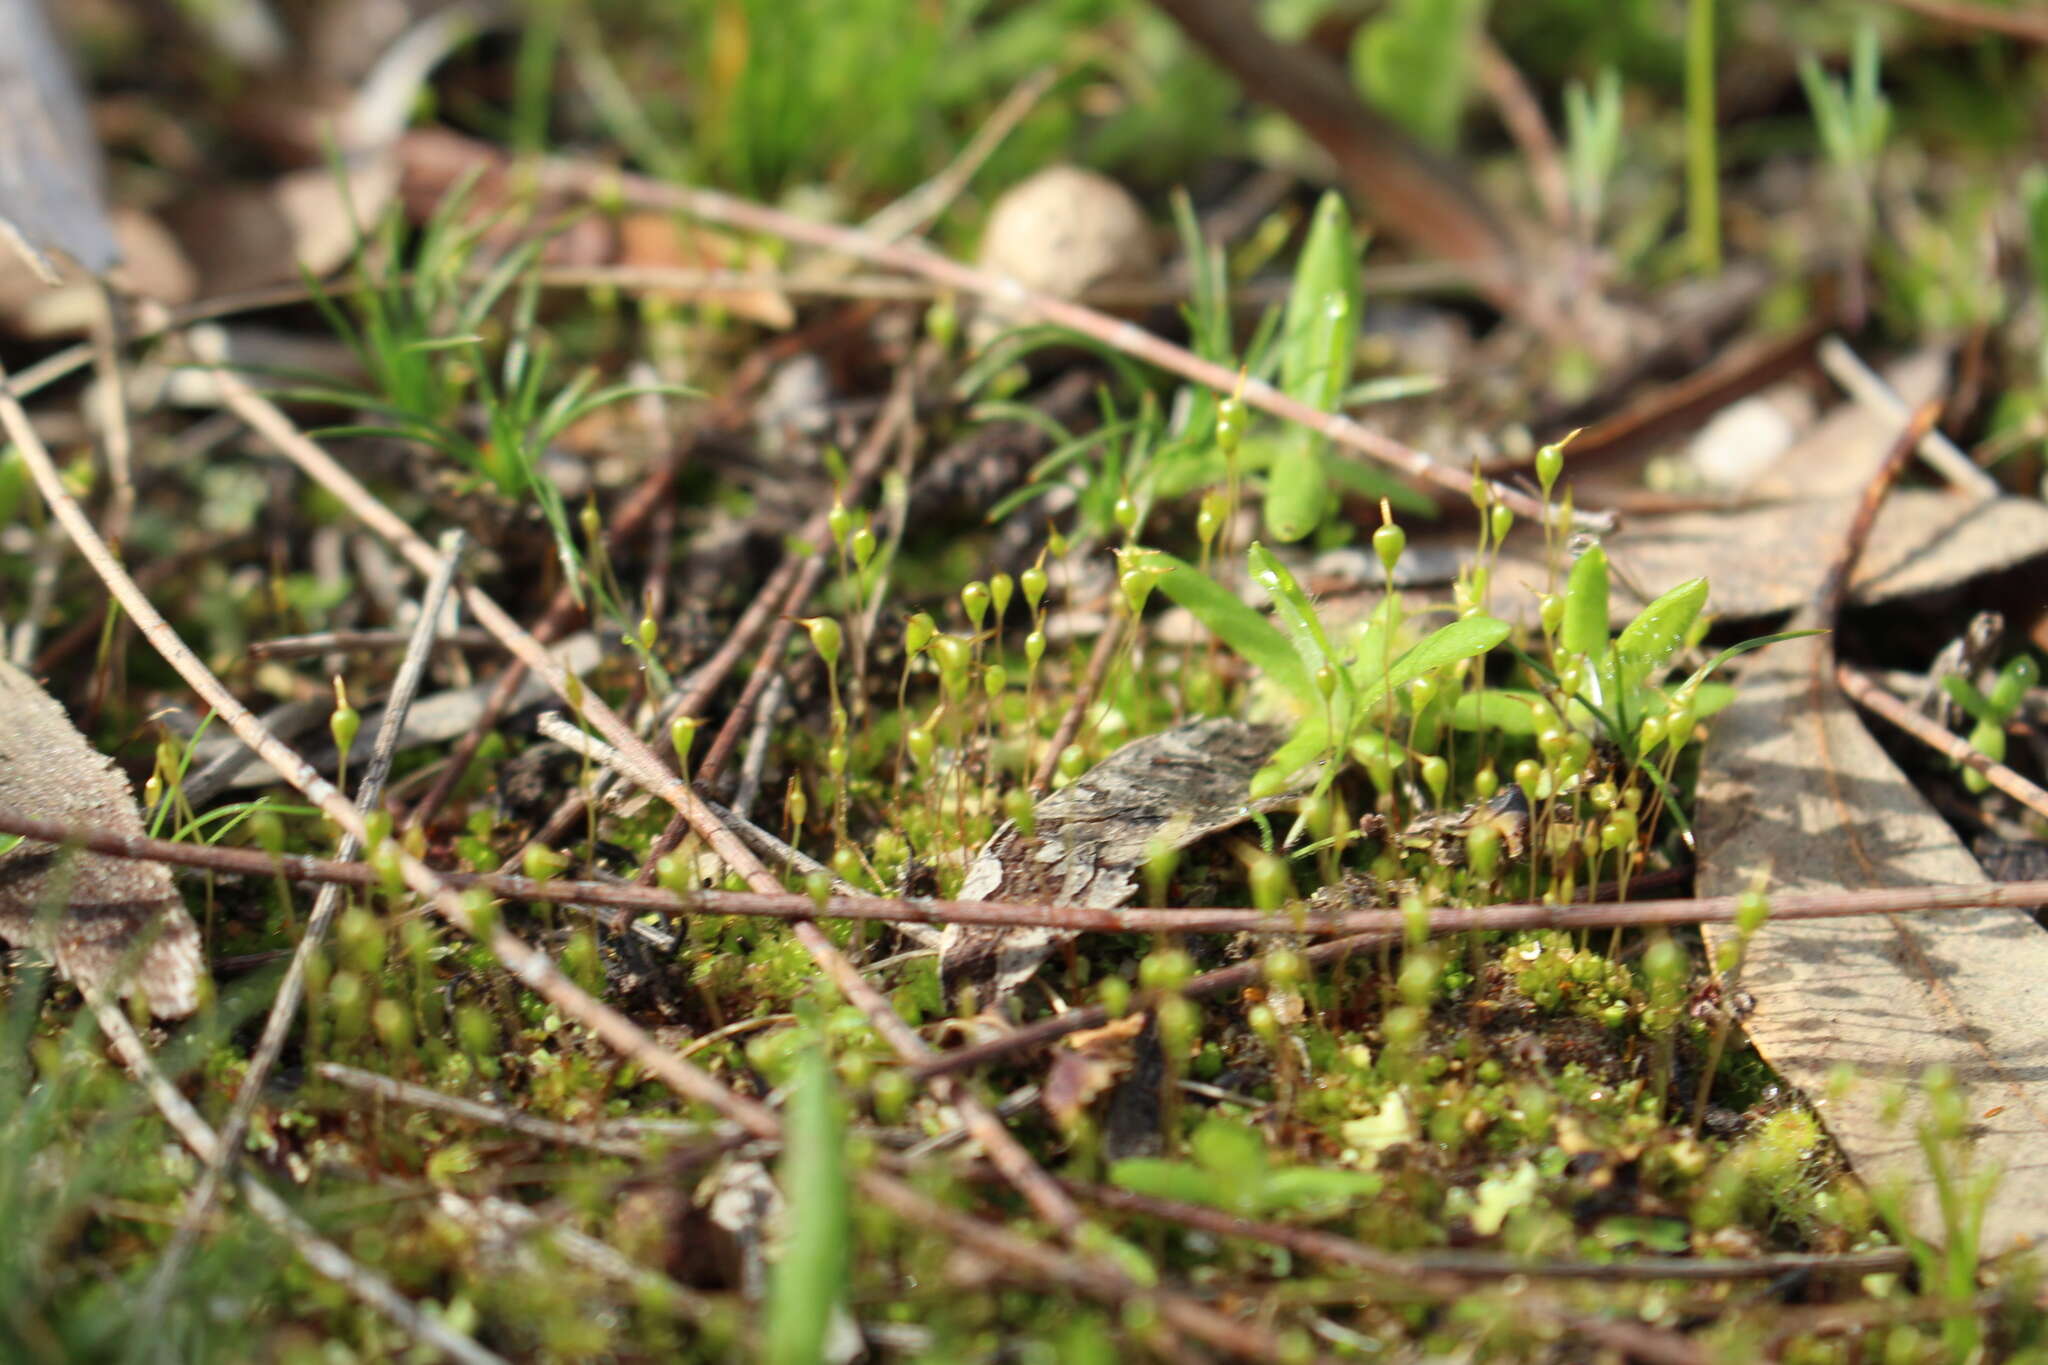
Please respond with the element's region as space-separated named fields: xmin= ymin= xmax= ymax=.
xmin=1190 ymin=1116 xmax=1268 ymax=1181
xmin=1263 ymin=435 xmax=1327 ymax=543
xmin=1559 ymin=544 xmax=1610 ymax=658
xmin=1351 ymin=0 xmax=1490 ymax=152
xmin=1247 ymin=544 xmax=1344 ymax=682
xmin=1614 ymin=576 xmax=1708 ymax=691
xmin=1449 ymin=690 xmax=1546 ymax=735
xmin=1940 ymin=675 xmax=2001 ymax=729
xmin=1676 ymin=629 xmax=1826 ymax=695
xmin=1264 ymin=191 xmax=1357 ymax=543
xmin=1254 ymin=1167 xmax=1383 ymax=1215
xmin=1692 ymin=681 xmax=1735 ymax=719
xmin=1109 ymin=1157 xmax=1230 ymax=1210
xmin=1253 ymin=719 xmax=1335 ymax=794
xmin=1353 ymin=614 xmax=1511 ymax=710
xmin=1280 ymin=192 xmax=1357 ymax=406
xmin=764 ymin=1042 xmax=849 ymax=1365
xmin=1151 ymin=554 xmax=1315 ymax=709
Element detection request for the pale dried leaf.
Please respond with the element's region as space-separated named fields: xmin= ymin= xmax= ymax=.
xmin=0 ymin=0 xmax=118 ymax=282
xmin=1599 ymin=492 xmax=2048 ymax=621
xmin=1697 ymin=635 xmax=2048 ymax=1254
xmin=939 ymin=717 xmax=1285 ymax=1004
xmin=0 ymin=660 xmax=204 ymax=1017
xmin=1446 ymin=491 xmax=2048 ymax=629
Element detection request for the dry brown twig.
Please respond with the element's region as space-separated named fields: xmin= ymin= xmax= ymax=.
xmin=393 ymin=135 xmax=1606 ymax=530
xmin=1835 ymin=663 xmax=2048 ymax=824
xmin=315 ymin=1062 xmax=646 ymax=1158
xmin=2 ymin=804 xmax=2042 ymax=946
xmin=1030 ymin=612 xmax=1126 ymax=794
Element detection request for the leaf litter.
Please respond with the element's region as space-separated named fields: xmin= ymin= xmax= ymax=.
xmin=1695 ymin=404 xmax=2048 ymax=1253
xmin=0 ymin=659 xmax=204 ymax=1017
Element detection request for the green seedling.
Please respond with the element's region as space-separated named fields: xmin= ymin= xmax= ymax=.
xmin=1111 ymin=1113 xmax=1382 ymax=1219
xmin=1263 ymin=191 xmax=1358 ymax=543
xmin=1940 ymin=652 xmax=2040 ymax=792
xmin=1564 ymin=68 xmax=1624 ymax=240
xmin=1798 ymin=23 xmax=1891 ymax=241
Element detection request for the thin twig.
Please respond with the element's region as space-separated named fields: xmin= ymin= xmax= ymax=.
xmin=248 ymin=626 xmax=494 ymax=659
xmin=1816 ymin=336 xmax=2000 ymax=500
xmin=731 ymin=672 xmax=786 ymax=822
xmin=532 ymin=711 xmax=853 ymax=891
xmin=1837 ymin=663 xmax=2048 ymax=823
xmin=142 ymin=530 xmax=469 ymax=1313
xmin=1030 ymin=614 xmax=1125 ymax=794
xmin=488 ymin=136 xmax=1598 ymax=529
xmin=316 ymin=1062 xmax=646 ymax=1157
xmin=1071 ymin=1179 xmax=1910 ymax=1282
xmin=1811 ymin=398 xmax=1943 ymax=630
xmin=2 ymin=804 xmax=2042 ymax=944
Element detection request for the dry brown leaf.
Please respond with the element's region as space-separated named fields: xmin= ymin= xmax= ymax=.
xmin=616 ymin=214 xmax=795 ymax=329
xmin=1043 ymin=1012 xmax=1148 ymax=1128
xmin=0 ymin=660 xmax=205 ymax=1017
xmin=1697 ymin=635 xmax=2048 ymax=1253
xmin=165 ymin=155 xmax=401 ymax=297
xmin=1689 ymin=371 xmax=2048 ymax=1250
xmin=938 ymin=717 xmax=1285 ymax=1005
xmin=1605 ymin=491 xmax=2048 ymax=620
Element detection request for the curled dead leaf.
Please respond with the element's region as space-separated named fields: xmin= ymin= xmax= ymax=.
xmin=1043 ymin=1012 xmax=1148 ymax=1128
xmin=0 ymin=660 xmax=204 ymax=1017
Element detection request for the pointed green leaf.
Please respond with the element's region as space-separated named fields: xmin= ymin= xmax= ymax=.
xmin=765 ymin=1042 xmax=849 ymax=1365
xmin=1677 ymin=629 xmax=1826 ymax=694
xmin=1151 ymin=553 xmax=1315 ymax=709
xmin=1263 ymin=433 xmax=1327 ymax=543
xmin=1559 ymin=544 xmax=1610 ymax=657
xmin=1614 ymin=576 xmax=1708 ymax=691
xmin=1354 ymin=615 xmax=1510 ymax=709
